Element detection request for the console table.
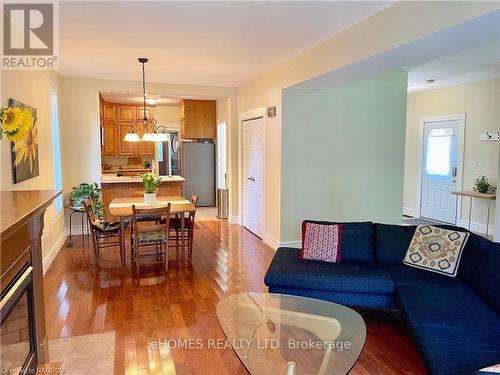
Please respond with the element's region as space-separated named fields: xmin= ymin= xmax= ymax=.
xmin=1 ymin=190 xmax=61 ymax=372
xmin=451 ymin=190 xmax=496 ymax=236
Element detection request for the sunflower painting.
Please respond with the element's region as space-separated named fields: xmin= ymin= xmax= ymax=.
xmin=6 ymin=99 xmax=39 ymax=183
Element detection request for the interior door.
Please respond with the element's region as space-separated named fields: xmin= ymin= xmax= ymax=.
xmin=242 ymin=118 xmax=264 ymax=237
xmin=420 ymin=120 xmax=461 ymax=223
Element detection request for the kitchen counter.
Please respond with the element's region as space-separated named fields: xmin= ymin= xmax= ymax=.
xmin=101 ymin=175 xmax=185 ymax=184
xmin=100 ymin=175 xmax=185 ymax=218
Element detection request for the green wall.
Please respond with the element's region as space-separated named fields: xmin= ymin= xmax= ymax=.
xmin=281 ymin=70 xmax=408 ymax=241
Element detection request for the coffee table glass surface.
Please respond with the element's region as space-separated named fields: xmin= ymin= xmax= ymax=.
xmin=216 ymin=292 xmax=366 ymax=375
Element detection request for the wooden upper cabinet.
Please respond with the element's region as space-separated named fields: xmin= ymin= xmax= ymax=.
xmin=117 ymin=106 xmax=137 ymax=122
xmin=102 ymin=119 xmax=117 ymax=156
xmin=137 ymin=107 xmax=154 ymax=121
xmin=137 ymin=138 xmax=155 ymax=155
xmin=103 ymin=103 xmax=115 ymax=120
xmin=118 ymin=123 xmax=137 ymax=155
xmin=179 ymin=99 xmax=216 ymax=139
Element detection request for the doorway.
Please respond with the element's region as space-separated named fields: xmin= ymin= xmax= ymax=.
xmin=242 ymin=115 xmax=265 ymax=238
xmin=418 ymin=115 xmax=465 ymax=223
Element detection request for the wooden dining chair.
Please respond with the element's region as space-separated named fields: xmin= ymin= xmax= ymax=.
xmin=131 ymin=204 xmax=171 ymax=272
xmin=84 ymin=199 xmax=126 ymax=266
xmin=169 ymin=193 xmax=198 ymax=258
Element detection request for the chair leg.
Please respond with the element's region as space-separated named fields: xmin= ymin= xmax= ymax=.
xmin=188 ymin=229 xmax=194 ymax=258
xmin=175 ymin=230 xmax=180 ymax=259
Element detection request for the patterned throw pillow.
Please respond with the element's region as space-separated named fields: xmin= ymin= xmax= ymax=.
xmin=300 ymin=221 xmax=343 ymax=263
xmin=403 ymin=225 xmax=469 ymax=277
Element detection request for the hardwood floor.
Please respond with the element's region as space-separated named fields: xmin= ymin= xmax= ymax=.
xmin=43 ymin=220 xmax=427 ymax=374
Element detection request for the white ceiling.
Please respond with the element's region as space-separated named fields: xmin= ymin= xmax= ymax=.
xmin=407 ymin=41 xmax=500 ymax=92
xmin=58 ymin=1 xmax=392 ymax=86
xmin=291 ymin=10 xmax=500 ymax=90
xmin=100 ymin=92 xmax=179 ymax=106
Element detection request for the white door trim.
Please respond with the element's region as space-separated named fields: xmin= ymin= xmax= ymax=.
xmin=415 ymin=114 xmax=466 ymax=222
xmin=238 ymin=107 xmax=266 ymax=234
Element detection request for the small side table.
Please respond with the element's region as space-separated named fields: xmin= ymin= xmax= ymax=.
xmin=451 ymin=190 xmax=496 ymax=237
xmin=64 ymin=203 xmax=88 ymax=245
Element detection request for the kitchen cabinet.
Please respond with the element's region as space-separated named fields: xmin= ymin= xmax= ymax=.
xmin=103 ymin=103 xmax=115 ymax=120
xmin=100 ymin=102 xmax=156 ymax=157
xmin=118 ymin=123 xmax=137 ymax=155
xmin=179 ymin=99 xmax=216 ymax=139
xmin=101 ymin=119 xmax=117 ymax=155
xmin=117 ymin=106 xmax=137 ymax=122
xmin=136 ymin=130 xmax=155 ymax=155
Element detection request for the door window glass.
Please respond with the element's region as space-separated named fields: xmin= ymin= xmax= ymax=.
xmin=425 ymin=129 xmax=453 ymax=176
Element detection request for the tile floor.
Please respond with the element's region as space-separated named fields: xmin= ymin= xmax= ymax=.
xmin=49 ymin=331 xmax=115 ymax=374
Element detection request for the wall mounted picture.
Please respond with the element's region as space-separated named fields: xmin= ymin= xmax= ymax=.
xmin=8 ymin=98 xmax=39 ymax=183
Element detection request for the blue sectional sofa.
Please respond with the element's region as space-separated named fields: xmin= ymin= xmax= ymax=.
xmin=264 ymin=222 xmax=500 ymax=375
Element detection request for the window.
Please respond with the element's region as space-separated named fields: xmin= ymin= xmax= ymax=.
xmin=425 ymin=128 xmax=453 ymax=176
xmin=49 ymin=86 xmax=63 ymax=212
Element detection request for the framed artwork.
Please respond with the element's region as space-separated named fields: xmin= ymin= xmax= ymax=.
xmin=8 ymin=98 xmax=39 ymax=183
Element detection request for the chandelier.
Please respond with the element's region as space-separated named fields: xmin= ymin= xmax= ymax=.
xmin=123 ymin=58 xmax=169 ymax=142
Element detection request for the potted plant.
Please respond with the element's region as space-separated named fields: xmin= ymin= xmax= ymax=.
xmin=140 ymin=173 xmax=162 ymax=203
xmin=70 ymin=183 xmax=103 ymax=219
xmin=472 ymin=176 xmax=496 ymax=194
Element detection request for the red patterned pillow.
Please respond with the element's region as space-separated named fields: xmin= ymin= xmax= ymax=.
xmin=300 ymin=221 xmax=343 ymax=263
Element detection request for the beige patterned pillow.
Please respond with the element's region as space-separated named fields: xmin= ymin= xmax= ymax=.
xmin=403 ymin=225 xmax=469 ymax=277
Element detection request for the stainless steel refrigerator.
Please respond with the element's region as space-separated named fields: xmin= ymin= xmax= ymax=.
xmin=181 ymin=142 xmax=215 ymax=206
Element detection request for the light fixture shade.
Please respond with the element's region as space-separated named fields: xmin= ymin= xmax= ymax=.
xmin=154 ymin=133 xmax=169 ymax=142
xmin=124 ymin=132 xmax=141 ymax=142
xmin=142 ymin=132 xmax=156 ymax=142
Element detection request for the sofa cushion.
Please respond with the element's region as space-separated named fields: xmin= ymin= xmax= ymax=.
xmin=264 ymin=248 xmax=394 ymax=294
xmin=375 ymin=224 xmax=417 ymax=264
xmin=471 ymin=242 xmax=500 ymax=312
xmin=456 ymin=232 xmax=492 ymax=281
xmin=268 ymin=286 xmax=396 ymax=309
xmin=396 ymin=284 xmax=500 ymax=374
xmin=338 ymin=221 xmax=374 ymax=262
xmin=407 ymin=324 xmax=500 ymax=375
xmin=300 ymin=221 xmax=374 ymax=261
xmin=300 ymin=221 xmax=343 ymax=263
xmin=403 ymin=225 xmax=469 ymax=277
xmin=395 ymin=284 xmax=500 ymax=332
xmin=384 ymin=264 xmax=459 ymax=287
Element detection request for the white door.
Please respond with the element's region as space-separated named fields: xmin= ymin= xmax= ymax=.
xmin=242 ymin=117 xmax=264 ymax=237
xmin=420 ymin=120 xmax=462 ymax=223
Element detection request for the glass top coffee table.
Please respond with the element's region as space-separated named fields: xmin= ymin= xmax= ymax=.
xmin=216 ymin=293 xmax=366 ymax=375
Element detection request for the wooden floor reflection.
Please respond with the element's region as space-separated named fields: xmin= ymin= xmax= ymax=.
xmin=44 ymin=220 xmax=427 ymax=375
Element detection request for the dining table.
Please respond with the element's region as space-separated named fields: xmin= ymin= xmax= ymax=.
xmin=108 ymin=196 xmax=196 ymax=267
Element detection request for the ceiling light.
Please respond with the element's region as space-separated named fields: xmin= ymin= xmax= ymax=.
xmin=124 ymin=132 xmax=141 ymax=142
xmin=145 ymin=97 xmax=157 ymax=105
xmin=142 ymin=132 xmax=156 ymax=142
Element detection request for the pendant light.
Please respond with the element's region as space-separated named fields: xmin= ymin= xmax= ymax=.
xmin=123 ymin=58 xmax=168 ymax=142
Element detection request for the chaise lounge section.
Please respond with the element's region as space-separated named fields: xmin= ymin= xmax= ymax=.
xmin=264 ymin=222 xmax=500 ymax=375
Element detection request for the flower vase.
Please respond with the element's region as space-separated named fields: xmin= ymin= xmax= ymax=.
xmin=144 ymin=192 xmax=156 ymax=204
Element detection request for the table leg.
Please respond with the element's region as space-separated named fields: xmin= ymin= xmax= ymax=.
xmin=69 ymin=211 xmax=73 ymax=242
xmin=468 ymin=197 xmax=473 ymax=231
xmin=486 ymin=200 xmax=491 ymax=237
xmin=81 ymin=212 xmax=85 ymax=244
xmin=181 ymin=212 xmax=186 ymax=261
xmin=120 ymin=218 xmax=125 ymax=267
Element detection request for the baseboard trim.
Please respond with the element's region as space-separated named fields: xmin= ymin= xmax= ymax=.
xmin=263 ymin=234 xmax=280 ymax=250
xmin=457 ymin=219 xmax=494 ymax=235
xmin=43 ymin=228 xmax=68 ymax=275
xmin=279 ymin=240 xmax=301 ymax=249
xmin=228 ymin=215 xmax=240 ymax=225
xmin=403 ymin=207 xmax=418 ymax=217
